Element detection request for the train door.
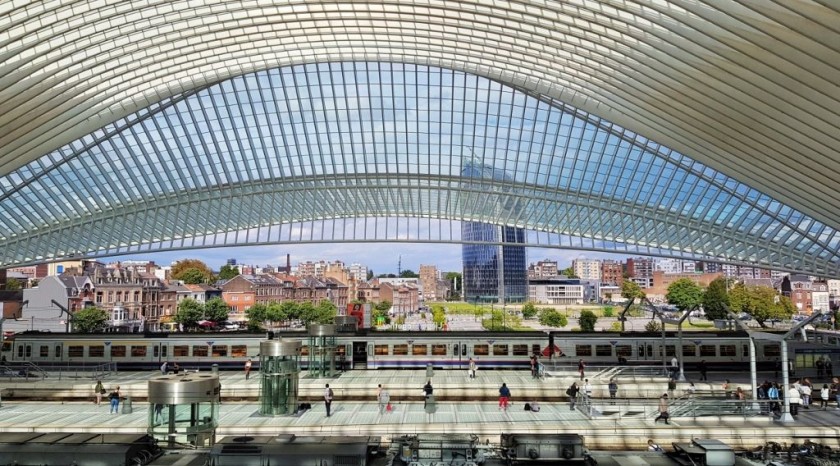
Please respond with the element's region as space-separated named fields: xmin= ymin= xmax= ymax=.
xmin=638 ymin=342 xmax=653 ymax=361
xmin=352 ymin=341 xmax=367 ymax=369
xmin=54 ymin=343 xmax=63 ymax=363
xmin=453 ymin=342 xmax=466 ymax=369
xmin=153 ymin=342 xmax=168 ymax=364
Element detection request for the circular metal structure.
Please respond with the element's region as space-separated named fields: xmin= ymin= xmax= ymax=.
xmin=308 ymin=324 xmax=337 ymax=337
xmin=260 ymin=339 xmax=302 ymax=358
xmin=147 ymin=374 xmax=220 ymax=405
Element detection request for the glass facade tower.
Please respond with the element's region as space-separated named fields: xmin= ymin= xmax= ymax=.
xmin=462 ymin=223 xmax=527 ymax=304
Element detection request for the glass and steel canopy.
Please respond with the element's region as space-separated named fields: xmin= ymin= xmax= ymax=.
xmin=1 ymin=62 xmax=839 ymax=276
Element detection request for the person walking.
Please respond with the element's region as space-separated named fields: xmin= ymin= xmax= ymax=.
xmin=530 ymin=355 xmax=537 ymax=379
xmin=160 ymin=361 xmax=168 ymax=375
xmin=768 ymin=382 xmax=780 ymax=414
xmin=722 ymin=379 xmax=732 ymax=399
xmin=826 ymin=359 xmax=833 ymax=379
xmin=108 ymin=386 xmax=121 ymax=414
xmin=583 ymin=379 xmax=592 ymax=400
xmin=469 ymin=358 xmax=477 ymax=379
xmin=578 ymin=359 xmax=586 ymax=381
xmin=820 ymin=384 xmax=830 ymax=410
xmin=608 ymin=379 xmax=618 ymax=401
xmin=567 ymin=382 xmax=579 ymax=410
xmin=244 ymin=358 xmax=252 ymax=380
xmin=735 ymin=387 xmax=746 ymax=413
xmin=654 ymin=393 xmax=670 ymax=424
xmin=377 ymin=384 xmax=391 ymax=415
xmin=831 ymin=378 xmax=840 ymax=409
xmin=94 ymin=380 xmax=104 ymax=406
xmin=698 ymin=359 xmax=708 ymax=381
xmin=670 ymin=356 xmax=678 ymax=380
xmin=801 ymin=382 xmax=812 ymax=409
xmin=499 ymin=383 xmax=511 ymax=411
xmin=789 ymin=384 xmax=801 ymax=416
xmin=816 ymin=357 xmax=825 ymax=378
xmin=324 ymin=384 xmax=334 ymax=417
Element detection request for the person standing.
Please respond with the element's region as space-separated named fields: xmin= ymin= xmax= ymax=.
xmin=608 ymin=379 xmax=618 ymax=401
xmin=670 ymin=356 xmax=678 ymax=380
xmin=801 ymin=380 xmax=812 ymax=409
xmin=567 ymin=382 xmax=579 ymax=410
xmin=698 ymin=359 xmax=708 ymax=381
xmin=722 ymin=379 xmax=732 ymax=399
xmin=530 ymin=355 xmax=537 ymax=379
xmin=578 ymin=359 xmax=586 ymax=381
xmin=108 ymin=386 xmax=121 ymax=414
xmin=831 ymin=377 xmax=840 ymax=409
xmin=820 ymin=384 xmax=830 ymax=410
xmin=324 ymin=384 xmax=334 ymax=417
xmin=377 ymin=384 xmax=390 ymax=415
xmin=499 ymin=383 xmax=511 ymax=411
xmin=583 ymin=379 xmax=592 ymax=400
xmin=423 ymin=380 xmax=434 ymax=408
xmin=789 ymin=384 xmax=801 ymax=416
xmin=244 ymin=358 xmax=252 ymax=380
xmin=94 ymin=380 xmax=104 ymax=406
xmin=160 ymin=361 xmax=168 ymax=375
xmin=469 ymin=358 xmax=477 ymax=379
xmin=826 ymin=359 xmax=833 ymax=379
xmin=654 ymin=393 xmax=670 ymax=424
xmin=816 ymin=357 xmax=825 ymax=378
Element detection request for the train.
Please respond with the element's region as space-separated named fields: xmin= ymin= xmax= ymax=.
xmin=5 ymin=329 xmax=837 ymax=373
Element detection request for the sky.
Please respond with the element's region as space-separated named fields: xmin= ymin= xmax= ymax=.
xmin=102 ymin=243 xmax=628 ymax=275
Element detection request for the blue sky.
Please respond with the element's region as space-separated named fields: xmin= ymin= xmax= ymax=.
xmin=106 ymin=243 xmax=627 ymax=275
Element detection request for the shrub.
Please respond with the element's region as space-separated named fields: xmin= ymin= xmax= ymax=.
xmin=603 ymin=306 xmax=614 ymax=318
xmin=579 ymin=310 xmax=598 ymax=332
xmin=645 ymin=320 xmax=661 ymax=332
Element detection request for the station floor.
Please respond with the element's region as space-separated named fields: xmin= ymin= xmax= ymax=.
xmin=1 ymin=367 xmax=839 ymax=450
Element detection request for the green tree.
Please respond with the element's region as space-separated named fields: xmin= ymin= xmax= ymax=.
xmin=72 ymin=307 xmax=108 ymax=333
xmin=399 ymin=269 xmax=419 ymax=278
xmin=702 ymin=277 xmax=730 ymax=320
xmin=374 ymin=300 xmax=392 ymax=312
xmin=538 ymin=308 xmax=568 ymax=327
xmin=297 ymin=302 xmax=318 ymax=325
xmin=579 ymin=309 xmax=598 ymax=332
xmin=621 ymin=281 xmax=645 ymax=300
xmin=174 ymin=298 xmax=205 ymax=330
xmin=245 ymin=303 xmax=269 ymax=330
xmin=665 ymin=278 xmax=704 ymax=312
xmin=602 ymin=306 xmax=614 ymax=318
xmin=276 ymin=301 xmax=299 ymax=323
xmin=562 ymin=267 xmax=578 ymax=278
xmin=315 ymin=299 xmax=338 ymax=324
xmin=432 ymin=305 xmax=447 ymax=328
xmin=521 ymin=302 xmax=538 ymax=319
xmin=218 ymin=264 xmax=239 ymax=280
xmin=178 ymin=267 xmax=209 ymax=284
xmin=172 ymin=259 xmax=213 ymax=281
xmin=731 ymin=284 xmax=793 ymax=328
xmin=444 ymin=272 xmax=462 ymax=292
xmin=5 ymin=277 xmax=22 ymax=290
xmin=204 ymin=297 xmax=230 ymax=324
xmin=645 ymin=320 xmax=662 ymax=332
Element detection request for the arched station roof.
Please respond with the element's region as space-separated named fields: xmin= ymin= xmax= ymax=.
xmin=1 ymin=1 xmax=840 ymax=275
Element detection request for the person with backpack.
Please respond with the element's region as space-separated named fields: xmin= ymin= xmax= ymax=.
xmin=566 ymin=382 xmax=579 ymax=410
xmin=499 ymin=383 xmax=511 ymax=411
xmin=324 ymin=384 xmax=334 ymax=417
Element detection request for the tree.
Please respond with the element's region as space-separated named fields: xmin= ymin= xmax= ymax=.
xmin=445 ymin=272 xmax=462 ymax=292
xmin=174 ymin=298 xmax=204 ymax=330
xmin=538 ymin=308 xmax=568 ymax=327
xmin=432 ymin=305 xmax=447 ymax=329
xmin=645 ymin=320 xmax=662 ymax=332
xmin=314 ymin=299 xmax=338 ymax=324
xmin=374 ymin=301 xmax=392 ymax=312
xmin=204 ymin=297 xmax=230 ymax=324
xmin=297 ymin=302 xmax=318 ymax=325
xmin=73 ymin=307 xmax=108 ymax=333
xmin=521 ymin=302 xmax=538 ymax=319
xmin=218 ymin=264 xmax=239 ymax=281
xmin=665 ymin=278 xmax=704 ymax=312
xmin=621 ymin=281 xmax=645 ymax=301
xmin=245 ymin=303 xmax=269 ymax=330
xmin=579 ymin=310 xmax=598 ymax=332
xmin=702 ymin=277 xmax=730 ymax=320
xmin=562 ymin=267 xmax=578 ymax=278
xmin=5 ymin=277 xmax=22 ymax=290
xmin=731 ymin=284 xmax=794 ymax=328
xmin=171 ymin=259 xmax=213 ymax=281
xmin=399 ymin=269 xmax=419 ymax=278
xmin=178 ymin=267 xmax=209 ymax=284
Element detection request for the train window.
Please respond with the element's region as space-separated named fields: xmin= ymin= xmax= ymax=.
xmin=68 ymin=346 xmax=83 ymax=358
xmin=39 ymin=345 xmax=48 ymax=357
xmin=153 ymin=346 xmax=159 ymax=358
xmin=412 ymin=345 xmax=428 ymax=356
xmin=742 ymin=344 xmax=748 ymax=357
xmin=55 ymin=345 xmax=62 ymax=358
xmin=719 ymin=345 xmax=736 ymax=357
xmin=432 ymin=345 xmax=447 ymax=356
xmin=131 ymin=346 xmax=147 ymax=357
xmin=89 ymin=346 xmax=104 ymax=357
xmin=682 ymin=344 xmax=696 ymax=357
xmin=595 ymin=345 xmax=612 ymax=357
xmin=301 ymin=346 xmax=310 ymax=356
xmin=25 ymin=345 xmax=31 ymax=358
xmin=393 ymin=344 xmax=408 ymax=355
xmin=513 ymin=344 xmax=529 ymax=356
xmin=575 ymin=345 xmax=592 ymax=356
xmin=111 ymin=346 xmax=126 ymax=357
xmin=763 ymin=344 xmax=780 ymax=357
xmin=659 ymin=345 xmax=675 ymax=357
xmin=173 ymin=345 xmax=189 ymax=357
xmin=161 ymin=346 xmax=168 ymax=357
xmin=232 ymin=345 xmax=247 ymax=357
xmin=829 ymin=337 xmax=838 ymax=345
xmin=374 ymin=345 xmax=389 ymax=355
xmin=463 ymin=345 xmax=468 ymax=356
xmin=17 ymin=345 xmax=22 ymax=358
xmin=212 ymin=346 xmax=227 ymax=357
xmin=699 ymin=345 xmax=716 ymax=357
xmin=532 ymin=344 xmax=540 ymax=356
xmin=616 ymin=345 xmax=632 ymax=357
xmin=193 ymin=346 xmax=208 ymax=357
xmin=474 ymin=345 xmax=489 ymax=356
xmin=493 ymin=345 xmax=508 ymax=356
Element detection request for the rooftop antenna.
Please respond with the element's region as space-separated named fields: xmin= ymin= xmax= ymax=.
xmin=398 ymin=255 xmax=402 ymax=276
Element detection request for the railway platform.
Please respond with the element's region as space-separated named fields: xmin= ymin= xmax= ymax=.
xmin=1 ymin=367 xmax=838 ymax=450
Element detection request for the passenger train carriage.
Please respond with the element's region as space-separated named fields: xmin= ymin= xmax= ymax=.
xmin=5 ymin=329 xmax=833 ymax=372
